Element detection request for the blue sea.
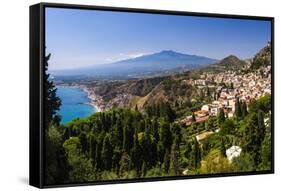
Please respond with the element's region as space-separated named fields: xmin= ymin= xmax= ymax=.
xmin=56 ymin=86 xmax=97 ymax=124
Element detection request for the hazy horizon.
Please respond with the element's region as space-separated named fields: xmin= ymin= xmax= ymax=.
xmin=46 ymin=7 xmax=271 ymax=71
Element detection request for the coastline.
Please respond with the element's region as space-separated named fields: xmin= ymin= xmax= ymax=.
xmin=81 ymin=86 xmax=103 ymax=112
xmin=56 ymin=84 xmax=103 ymax=112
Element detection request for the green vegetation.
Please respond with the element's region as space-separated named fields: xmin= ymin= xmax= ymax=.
xmin=45 ymin=94 xmax=271 ymax=184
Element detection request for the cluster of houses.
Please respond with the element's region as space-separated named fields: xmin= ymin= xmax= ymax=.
xmin=181 ymin=64 xmax=271 ymax=127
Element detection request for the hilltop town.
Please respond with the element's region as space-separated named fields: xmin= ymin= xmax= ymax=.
xmin=181 ymin=63 xmax=271 ymax=126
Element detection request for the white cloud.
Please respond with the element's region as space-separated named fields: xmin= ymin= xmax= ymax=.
xmin=105 ymin=52 xmax=148 ymax=63
xmin=120 ymin=52 xmax=146 ymax=59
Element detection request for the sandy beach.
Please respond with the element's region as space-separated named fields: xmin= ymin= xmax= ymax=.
xmin=81 ymin=86 xmax=103 ymax=112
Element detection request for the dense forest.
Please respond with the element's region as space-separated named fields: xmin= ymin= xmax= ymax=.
xmin=44 ymin=48 xmax=272 ymax=184
xmin=45 ymin=96 xmax=272 ymax=184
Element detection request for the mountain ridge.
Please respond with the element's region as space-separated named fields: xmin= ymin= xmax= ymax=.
xmin=51 ymin=50 xmax=218 ymax=78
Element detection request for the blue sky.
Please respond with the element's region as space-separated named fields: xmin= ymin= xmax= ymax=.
xmin=46 ymin=7 xmax=271 ymax=70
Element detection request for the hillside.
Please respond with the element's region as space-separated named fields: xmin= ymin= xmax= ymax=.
xmin=250 ymin=42 xmax=271 ymax=70
xmin=93 ymin=76 xmax=167 ymax=102
xmin=200 ymin=55 xmax=247 ymax=73
xmin=217 ymin=55 xmax=247 ymax=68
xmin=87 ymin=71 xmax=201 ymax=111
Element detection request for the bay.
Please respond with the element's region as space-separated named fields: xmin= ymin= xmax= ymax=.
xmin=56 ymin=86 xmax=97 ymax=124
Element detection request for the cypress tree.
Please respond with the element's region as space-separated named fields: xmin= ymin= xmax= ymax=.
xmin=166 ymin=102 xmax=176 ymax=122
xmin=78 ymin=132 xmax=88 ymax=153
xmin=152 ymin=118 xmax=159 ymax=144
xmin=89 ymin=134 xmax=96 ymax=165
xmin=242 ymin=101 xmax=248 ymax=118
xmin=163 ymin=149 xmax=170 ymax=173
xmin=206 ymin=86 xmax=211 ymax=97
xmin=141 ymin=161 xmax=147 ymax=177
xmin=114 ymin=118 xmax=123 ymax=148
xmin=192 ymin=112 xmax=196 ymax=122
xmin=217 ymin=91 xmax=221 ymax=100
xmin=175 ymin=100 xmax=179 ymax=108
xmin=220 ymin=137 xmax=226 ymax=157
xmin=44 ymin=53 xmax=61 ymax=127
xmin=200 ymin=89 xmax=205 ymax=98
xmin=235 ymin=97 xmax=242 ymax=118
xmin=156 ymin=103 xmax=160 ymax=117
xmin=242 ymin=113 xmax=257 ymax=153
xmin=230 ymin=82 xmax=234 ymax=89
xmin=101 ymin=134 xmax=113 ymax=170
xmin=44 ymin=53 xmax=64 ymax=184
xmin=192 ymin=139 xmax=201 ymax=169
xmin=169 ymin=142 xmax=180 ymax=176
xmin=184 ymin=141 xmax=192 ymax=161
xmin=159 ymin=121 xmax=172 ymax=151
xmin=122 ymin=125 xmax=129 ymax=152
xmin=112 ymin=148 xmax=122 ymax=175
xmin=257 ymin=110 xmax=265 ymax=140
xmin=119 ymin=152 xmax=131 ymax=176
xmin=213 ymin=92 xmax=217 ymax=101
xmin=94 ymin=142 xmax=101 ymax=171
xmin=131 ymin=127 xmax=141 ymax=172
xmin=218 ymin=108 xmax=225 ymax=124
xmin=257 ymin=110 xmax=266 ymax=153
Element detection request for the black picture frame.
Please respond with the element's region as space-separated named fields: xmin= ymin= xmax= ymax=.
xmin=30 ymin=2 xmax=274 ymax=188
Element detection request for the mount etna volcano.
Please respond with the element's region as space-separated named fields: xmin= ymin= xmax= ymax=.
xmin=51 ymin=50 xmax=217 ymax=78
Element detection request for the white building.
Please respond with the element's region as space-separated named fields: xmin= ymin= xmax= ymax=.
xmin=226 ymin=146 xmax=242 ymax=162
